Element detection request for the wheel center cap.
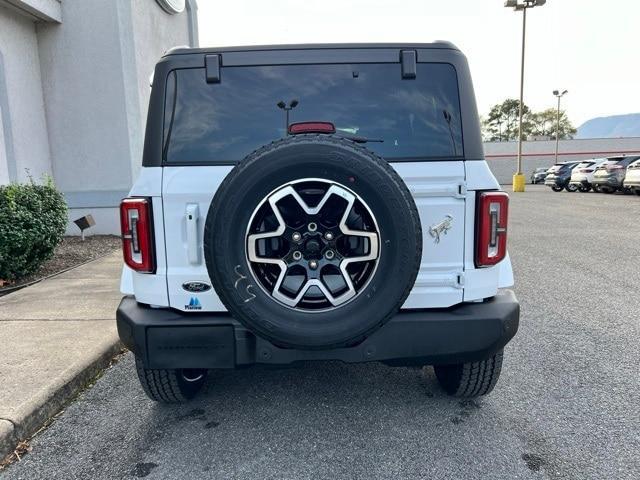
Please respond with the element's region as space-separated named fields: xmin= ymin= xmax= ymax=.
xmin=305 ymin=238 xmax=322 ymax=254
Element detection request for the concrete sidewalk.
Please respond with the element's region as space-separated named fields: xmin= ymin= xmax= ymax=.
xmin=0 ymin=252 xmax=123 ymax=459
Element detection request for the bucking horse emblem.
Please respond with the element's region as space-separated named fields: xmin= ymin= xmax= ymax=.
xmin=429 ymin=215 xmax=453 ymax=244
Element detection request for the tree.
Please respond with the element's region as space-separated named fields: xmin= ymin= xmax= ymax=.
xmin=482 ymin=99 xmax=577 ymax=142
xmin=483 ymin=99 xmax=531 ymax=142
xmin=528 ymin=108 xmax=576 ymax=140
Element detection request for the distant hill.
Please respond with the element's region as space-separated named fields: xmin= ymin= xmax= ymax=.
xmin=576 ymin=113 xmax=640 ymax=139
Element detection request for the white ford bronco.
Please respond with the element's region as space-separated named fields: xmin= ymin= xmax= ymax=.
xmin=117 ymin=43 xmax=518 ymax=403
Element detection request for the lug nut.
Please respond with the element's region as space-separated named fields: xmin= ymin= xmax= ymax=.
xmin=325 ymin=250 xmax=335 ymax=260
xmin=308 ymin=222 xmax=317 ymax=232
xmin=324 ymin=231 xmax=334 ymax=241
xmin=309 ymin=260 xmax=318 ymax=270
xmin=292 ymin=251 xmax=302 ymax=260
xmin=292 ymin=232 xmax=302 ymax=242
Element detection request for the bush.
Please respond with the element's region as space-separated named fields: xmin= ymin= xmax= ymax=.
xmin=0 ymin=177 xmax=68 ymax=281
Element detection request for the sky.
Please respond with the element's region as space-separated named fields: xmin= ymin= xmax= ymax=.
xmin=197 ymin=0 xmax=640 ymax=127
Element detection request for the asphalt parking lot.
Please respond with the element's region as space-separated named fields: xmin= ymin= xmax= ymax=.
xmin=3 ymin=185 xmax=639 ymax=480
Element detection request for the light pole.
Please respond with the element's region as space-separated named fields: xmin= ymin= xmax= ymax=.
xmin=277 ymin=99 xmax=299 ymax=135
xmin=553 ymin=89 xmax=568 ymax=164
xmin=504 ymin=0 xmax=546 ymax=192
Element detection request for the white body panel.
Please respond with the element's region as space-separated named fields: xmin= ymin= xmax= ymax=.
xmin=124 ymin=160 xmax=513 ymax=311
xmin=624 ymin=159 xmax=640 ymax=186
xmin=570 ymin=158 xmax=606 ymax=184
xmin=392 ymin=162 xmax=466 ymax=308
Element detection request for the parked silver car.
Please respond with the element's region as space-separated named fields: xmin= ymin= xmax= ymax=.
xmin=592 ymin=156 xmax=640 ymax=193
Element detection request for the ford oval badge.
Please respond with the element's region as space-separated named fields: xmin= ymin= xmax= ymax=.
xmin=182 ymin=281 xmax=212 ymax=293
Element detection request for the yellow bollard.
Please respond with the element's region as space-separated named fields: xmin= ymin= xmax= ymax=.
xmin=512 ymin=174 xmax=526 ymax=192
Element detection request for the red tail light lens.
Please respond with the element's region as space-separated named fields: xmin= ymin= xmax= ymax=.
xmin=288 ymin=122 xmax=336 ymax=135
xmin=580 ymin=169 xmax=594 ymax=173
xmin=608 ymin=165 xmax=623 ymax=171
xmin=475 ymin=192 xmax=509 ymax=268
xmin=120 ymin=197 xmax=155 ymax=273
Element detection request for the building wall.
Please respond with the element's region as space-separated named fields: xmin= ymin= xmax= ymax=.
xmin=0 ymin=4 xmax=52 ymax=184
xmin=36 ymin=0 xmax=136 ymax=202
xmin=484 ymin=137 xmax=640 ymax=184
xmin=128 ymin=0 xmax=195 ymax=182
xmin=28 ymin=0 xmax=196 ymax=235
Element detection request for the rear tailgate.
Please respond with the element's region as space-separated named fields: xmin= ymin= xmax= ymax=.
xmin=162 ymin=161 xmax=466 ymax=312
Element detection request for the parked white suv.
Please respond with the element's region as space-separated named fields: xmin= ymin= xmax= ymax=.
xmin=569 ymin=158 xmax=606 ymax=192
xmin=117 ymin=44 xmax=519 ymax=403
xmin=623 ymin=158 xmax=640 ymax=195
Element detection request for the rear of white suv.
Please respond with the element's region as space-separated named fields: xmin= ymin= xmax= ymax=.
xmin=569 ymin=158 xmax=606 ymax=192
xmin=116 ymin=44 xmax=519 ymax=403
xmin=623 ymin=159 xmax=640 ymax=195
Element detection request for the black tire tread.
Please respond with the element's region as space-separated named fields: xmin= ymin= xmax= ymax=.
xmin=135 ymin=357 xmax=201 ymax=403
xmin=434 ymin=351 xmax=504 ymax=398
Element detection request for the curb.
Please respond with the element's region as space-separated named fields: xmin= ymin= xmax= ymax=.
xmin=0 ymin=339 xmax=123 ymax=460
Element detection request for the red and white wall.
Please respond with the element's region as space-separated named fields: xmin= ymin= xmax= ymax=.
xmin=484 ymin=137 xmax=640 ymax=184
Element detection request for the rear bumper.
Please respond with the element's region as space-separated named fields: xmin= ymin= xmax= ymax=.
xmin=592 ymin=176 xmax=622 ymax=187
xmin=569 ymin=179 xmax=590 ymax=187
xmin=117 ymin=290 xmax=520 ymax=369
xmin=623 ymin=179 xmax=640 ymax=188
xmin=545 ymin=177 xmax=567 ymax=187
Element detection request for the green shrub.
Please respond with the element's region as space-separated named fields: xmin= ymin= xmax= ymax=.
xmin=0 ymin=177 xmax=68 ymax=281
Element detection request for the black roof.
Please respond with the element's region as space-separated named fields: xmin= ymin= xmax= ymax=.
xmin=164 ymin=42 xmax=460 ymax=57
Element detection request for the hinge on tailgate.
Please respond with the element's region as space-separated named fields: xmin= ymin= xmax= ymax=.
xmin=205 ymin=54 xmax=221 ymax=83
xmin=455 ymin=273 xmax=465 ymax=289
xmin=457 ymin=182 xmax=468 ymax=198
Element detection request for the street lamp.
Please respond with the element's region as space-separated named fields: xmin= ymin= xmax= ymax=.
xmin=553 ymin=89 xmax=568 ymax=164
xmin=277 ymin=99 xmax=299 ymax=135
xmin=504 ymin=0 xmax=547 ymax=192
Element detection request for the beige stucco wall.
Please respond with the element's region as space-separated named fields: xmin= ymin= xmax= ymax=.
xmin=0 ymin=3 xmax=52 ymax=184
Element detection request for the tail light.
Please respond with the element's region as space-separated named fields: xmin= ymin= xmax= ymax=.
xmin=475 ymin=192 xmax=509 ymax=267
xmin=120 ymin=197 xmax=156 ymax=273
xmin=580 ymin=169 xmax=594 ymax=173
xmin=288 ymin=122 xmax=336 ymax=134
xmin=607 ymin=165 xmax=623 ymax=171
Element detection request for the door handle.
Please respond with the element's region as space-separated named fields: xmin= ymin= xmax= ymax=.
xmin=185 ymin=203 xmax=200 ymax=265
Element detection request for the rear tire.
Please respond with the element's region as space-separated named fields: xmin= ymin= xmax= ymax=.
xmin=565 ymin=184 xmax=578 ymax=192
xmin=434 ymin=351 xmax=504 ymax=397
xmin=135 ymin=356 xmax=207 ymax=403
xmin=578 ymin=185 xmax=591 ymax=192
xmin=551 ymin=186 xmax=563 ymax=192
xmin=635 ymin=189 xmax=640 ymax=196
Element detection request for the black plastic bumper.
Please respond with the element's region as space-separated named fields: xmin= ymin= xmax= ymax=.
xmin=116 ymin=290 xmax=520 ymax=369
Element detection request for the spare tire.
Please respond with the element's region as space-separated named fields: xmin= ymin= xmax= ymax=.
xmin=204 ymin=135 xmax=421 ymax=349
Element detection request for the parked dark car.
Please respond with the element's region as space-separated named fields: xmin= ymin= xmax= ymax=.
xmin=544 ymin=162 xmax=580 ymax=192
xmin=591 ymin=156 xmax=640 ymax=193
xmin=531 ymin=168 xmax=547 ymax=184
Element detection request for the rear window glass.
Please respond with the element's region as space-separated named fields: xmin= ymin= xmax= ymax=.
xmin=163 ymin=63 xmax=464 ymax=164
xmin=602 ymin=157 xmax=638 ymax=166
